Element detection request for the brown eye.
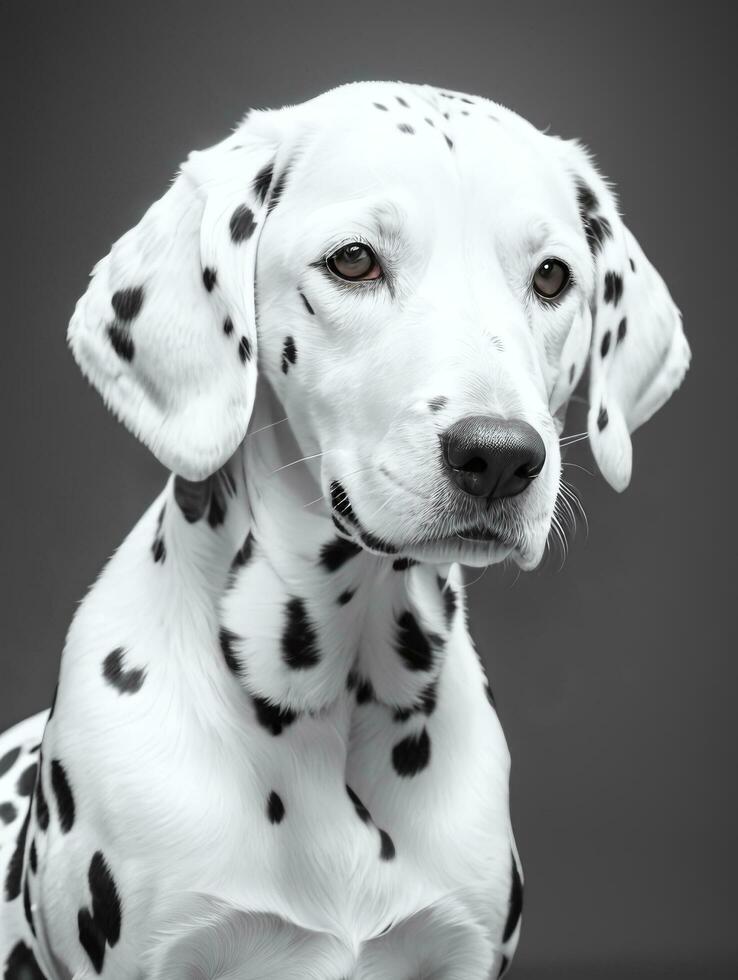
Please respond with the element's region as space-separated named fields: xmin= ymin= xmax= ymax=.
xmin=533 ymin=258 xmax=571 ymax=300
xmin=326 ymin=243 xmax=382 ymax=282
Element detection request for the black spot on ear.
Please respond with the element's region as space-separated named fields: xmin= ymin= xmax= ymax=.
xmin=373 ymin=102 xmax=388 ymax=111
xmin=629 ymin=257 xmax=636 ymax=272
xmin=428 ymin=396 xmax=447 ymax=413
xmin=219 ymin=628 xmax=242 ymax=676
xmin=223 ymin=316 xmax=234 ymax=336
xmin=330 ymin=481 xmax=358 ymax=525
xmin=230 ymin=204 xmax=256 ymax=243
xmin=16 ymin=763 xmax=37 ymax=798
xmin=0 ymin=801 xmax=17 ymax=825
xmin=346 ymin=785 xmax=371 ymax=823
xmin=239 ymin=335 xmax=252 ymax=364
xmin=460 ymin=97 xmax=474 ymax=105
xmin=35 ymin=758 xmax=49 ymax=832
xmin=89 ymin=851 xmax=122 ymax=945
xmin=281 ymin=336 xmax=297 ymax=373
xmin=29 ymin=838 xmax=37 ymax=873
xmin=4 ymin=804 xmax=30 ymax=900
xmin=392 ymin=727 xmax=431 ymax=777
xmin=152 ymin=505 xmax=166 ymax=563
xmin=267 ymin=790 xmax=285 ymax=824
xmin=282 ymin=598 xmax=320 ymax=669
xmin=600 ymin=330 xmax=612 ymax=358
xmin=398 ymin=123 xmax=415 ymax=134
xmin=50 ymin=759 xmax=75 ymax=833
xmin=202 ymin=267 xmax=217 ymax=292
xmin=440 ymin=582 xmax=457 ymax=628
xmin=575 ymin=179 xmax=598 ymax=216
xmin=585 ymin=215 xmax=612 ymax=255
xmin=3 ymin=941 xmax=45 ymax=980
xmin=267 ymin=168 xmax=289 ymax=213
xmin=231 ymin=531 xmax=254 ymax=570
xmin=102 ymin=648 xmax=146 ymax=695
xmin=0 ymin=747 xmax=21 ymax=777
xmin=395 ymin=611 xmax=434 ymax=671
xmin=597 ymin=405 xmax=609 ymax=431
xmin=355 ymin=676 xmax=375 ymax=705
xmin=498 ymin=955 xmax=510 ymax=978
xmin=300 ymin=292 xmax=315 ymax=315
xmin=111 ymin=287 xmax=144 ymax=321
xmin=106 ymin=323 xmax=134 ymax=362
xmin=78 ymin=907 xmax=106 ymax=974
xmin=617 ymin=317 xmax=627 ymax=343
xmin=251 ymin=695 xmax=297 ymax=736
xmin=444 ymin=135 xmax=453 ymax=150
xmin=392 ymin=557 xmax=417 ymax=571
xmin=24 ymin=872 xmax=35 ymax=936
xmin=395 ymin=95 xmax=409 ymax=107
xmin=603 ymin=271 xmax=624 ymax=305
xmin=338 ymin=588 xmax=355 ymax=606
xmin=321 ymin=536 xmax=362 ymax=572
xmin=253 ymin=161 xmax=275 ymax=205
xmin=502 ymin=852 xmax=524 ymax=942
xmin=378 ymin=829 xmax=396 ymax=860
xmin=568 ymin=363 xmax=576 ymax=384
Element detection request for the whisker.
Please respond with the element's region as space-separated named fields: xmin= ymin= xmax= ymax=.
xmin=268 ymin=450 xmax=332 ymax=476
xmin=246 ymin=416 xmax=290 ymax=439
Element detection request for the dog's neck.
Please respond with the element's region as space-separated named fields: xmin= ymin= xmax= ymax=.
xmin=195 ymin=379 xmax=463 ymax=721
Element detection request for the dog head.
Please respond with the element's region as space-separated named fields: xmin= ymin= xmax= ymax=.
xmin=68 ymin=82 xmax=689 ymax=569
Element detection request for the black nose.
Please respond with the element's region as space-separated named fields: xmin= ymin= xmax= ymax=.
xmin=441 ymin=415 xmax=546 ymax=499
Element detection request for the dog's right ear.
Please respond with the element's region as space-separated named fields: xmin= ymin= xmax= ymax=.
xmin=68 ymin=111 xmax=289 ymax=481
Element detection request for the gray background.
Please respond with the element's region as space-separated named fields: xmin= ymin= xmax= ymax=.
xmin=2 ymin=1 xmax=735 ymax=976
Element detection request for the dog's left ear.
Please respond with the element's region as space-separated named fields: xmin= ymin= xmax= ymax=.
xmin=67 ymin=111 xmax=289 ymax=481
xmin=551 ymin=139 xmax=691 ymax=491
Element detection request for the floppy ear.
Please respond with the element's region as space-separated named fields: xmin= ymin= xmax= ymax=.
xmin=554 ymin=140 xmax=691 ymax=491
xmin=68 ymin=112 xmax=287 ymax=481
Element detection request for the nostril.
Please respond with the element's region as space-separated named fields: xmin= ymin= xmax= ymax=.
xmin=460 ymin=456 xmax=487 ymax=474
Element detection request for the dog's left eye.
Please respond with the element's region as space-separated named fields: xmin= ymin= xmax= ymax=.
xmin=533 ymin=258 xmax=571 ymax=300
xmin=326 ymin=243 xmax=382 ymax=282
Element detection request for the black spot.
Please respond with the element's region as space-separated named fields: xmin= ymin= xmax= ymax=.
xmin=428 ymin=395 xmax=447 ymax=413
xmin=0 ymin=801 xmax=17 ymax=825
xmin=629 ymin=257 xmax=636 ymax=272
xmin=267 ymin=790 xmax=285 ymax=824
xmin=111 ymin=287 xmax=144 ymax=321
xmin=152 ymin=505 xmax=166 ymax=563
xmin=498 ymin=955 xmax=510 ymax=978
xmin=568 ymin=363 xmax=575 ymax=384
xmin=29 ymin=839 xmax=37 ymax=873
xmin=102 ymin=648 xmax=146 ymax=695
xmin=393 ymin=676 xmax=438 ymax=722
xmin=395 ymin=95 xmax=409 ymax=107
xmin=174 ymin=473 xmax=230 ymax=528
xmin=229 ymin=204 xmax=256 ymax=243
xmin=219 ymin=628 xmax=242 ymax=676
xmin=444 ymin=135 xmax=453 ymax=150
xmin=397 ymin=123 xmax=414 ymax=134
xmin=355 ymin=677 xmax=375 ymax=705
xmin=597 ymin=405 xmax=609 ymax=432
xmin=392 ymin=557 xmax=417 ymax=571
xmin=395 ymin=611 xmax=434 ymax=671
xmin=251 ymin=695 xmax=297 ymax=736
xmin=575 ymin=179 xmax=598 ymax=215
xmin=329 ymin=481 xmax=358 ymax=525
xmin=78 ymin=851 xmax=122 ymax=974
xmin=202 ymin=267 xmax=217 ymax=292
xmin=425 ymin=117 xmax=435 ymax=127
xmin=584 ymin=214 xmax=612 ymax=255
xmin=282 ymin=597 xmax=320 ymax=669
xmin=502 ymin=853 xmax=524 ymax=942
xmin=106 ymin=323 xmax=134 ymax=362
xmin=378 ymin=829 xmax=396 ymax=861
xmin=392 ymin=727 xmax=431 ymax=777
xmin=253 ymin=161 xmax=275 ymax=205
xmin=4 ymin=803 xmax=30 ymax=900
xmin=223 ymin=316 xmax=234 ymax=336
xmin=346 ymin=669 xmax=358 ymax=692
xmin=0 ymin=747 xmax=20 ymax=777
xmin=239 ymin=335 xmax=252 ymax=364
xmin=320 ymin=536 xmax=362 ymax=572
xmin=603 ymin=271 xmax=624 ymax=305
xmin=300 ymin=292 xmax=315 ymax=315
xmin=267 ymin=167 xmax=289 ymax=213
xmin=337 ymin=588 xmax=355 ymax=606
xmin=35 ymin=759 xmax=49 ymax=832
xmin=360 ymin=529 xmax=398 ymax=555
xmin=16 ymin=764 xmax=36 ymax=798
xmin=281 ymin=336 xmax=297 ymax=373
xmin=461 ymin=110 xmax=470 ymax=116
xmin=346 ymin=785 xmax=371 ymax=823
xmin=3 ymin=941 xmax=45 ymax=980
xmin=231 ymin=531 xmax=254 ymax=570
xmin=373 ymin=102 xmax=388 ymax=111
xmin=50 ymin=759 xmax=75 ymax=833
xmin=438 ymin=580 xmax=457 ymax=628
xmin=23 ymin=874 xmax=35 ymax=936
xmin=461 ymin=96 xmax=474 ymax=104
xmin=600 ymin=330 xmax=612 ymax=358
xmin=617 ymin=317 xmax=627 ymax=343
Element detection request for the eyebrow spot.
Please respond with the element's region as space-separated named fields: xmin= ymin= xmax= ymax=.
xmin=428 ymin=396 xmax=447 ymax=413
xmin=299 ymin=292 xmax=315 ymax=315
xmin=398 ymin=123 xmax=415 ymax=135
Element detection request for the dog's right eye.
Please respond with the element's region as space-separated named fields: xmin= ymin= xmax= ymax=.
xmin=326 ymin=243 xmax=382 ymax=282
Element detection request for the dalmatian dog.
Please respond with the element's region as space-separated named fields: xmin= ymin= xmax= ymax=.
xmin=0 ymin=81 xmax=689 ymax=979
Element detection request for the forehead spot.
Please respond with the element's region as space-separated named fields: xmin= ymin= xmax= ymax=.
xmin=444 ymin=135 xmax=453 ymax=150
xmin=397 ymin=123 xmax=415 ymax=135
xmin=373 ymin=102 xmax=388 ymax=111
xmin=395 ymin=95 xmax=409 ymax=108
xmin=425 ymin=117 xmax=435 ymax=127
xmin=428 ymin=396 xmax=448 ymax=413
